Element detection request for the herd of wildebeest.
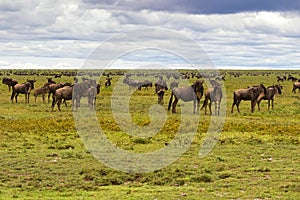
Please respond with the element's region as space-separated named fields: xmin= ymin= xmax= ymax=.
xmin=1 ymin=70 xmax=300 ymax=115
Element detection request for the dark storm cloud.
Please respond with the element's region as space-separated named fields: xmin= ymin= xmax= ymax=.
xmin=83 ymin=0 xmax=300 ymax=14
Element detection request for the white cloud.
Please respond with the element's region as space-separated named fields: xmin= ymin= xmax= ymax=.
xmin=0 ymin=0 xmax=299 ymax=69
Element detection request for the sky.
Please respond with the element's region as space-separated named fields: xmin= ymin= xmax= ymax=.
xmin=0 ymin=0 xmax=300 ymax=70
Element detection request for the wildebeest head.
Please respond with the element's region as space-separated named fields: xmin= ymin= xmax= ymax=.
xmin=275 ymin=84 xmax=282 ymax=95
xmin=155 ymin=79 xmax=168 ymax=105
xmin=47 ymin=78 xmax=56 ymax=84
xmin=155 ymin=80 xmax=168 ymax=94
xmin=170 ymin=81 xmax=179 ymax=90
xmin=191 ymin=80 xmax=204 ymax=99
xmin=27 ymin=79 xmax=36 ymax=89
xmin=260 ymin=83 xmax=267 ymax=96
xmin=250 ymin=84 xmax=267 ymax=101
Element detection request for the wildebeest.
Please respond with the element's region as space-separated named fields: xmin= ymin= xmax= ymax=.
xmin=170 ymin=81 xmax=179 ymax=90
xmin=2 ymin=77 xmax=18 ymax=92
xmin=231 ymin=84 xmax=267 ymax=113
xmin=52 ymin=86 xmax=73 ymax=111
xmin=34 ymin=86 xmax=50 ymax=103
xmin=123 ymin=78 xmax=140 ymax=90
xmin=43 ymin=78 xmax=56 ymax=87
xmin=47 ymin=83 xmax=71 ymax=103
xmin=137 ymin=80 xmax=153 ymax=90
xmin=257 ymin=85 xmax=282 ymax=111
xmin=277 ymin=76 xmax=286 ymax=83
xmin=11 ymin=79 xmax=36 ymax=103
xmin=105 ymin=77 xmax=112 ymax=87
xmin=292 ymin=82 xmax=300 ymax=93
xmin=287 ymin=75 xmax=298 ymax=82
xmin=72 ymin=79 xmax=95 ymax=110
xmin=201 ymin=80 xmax=223 ymax=115
xmin=154 ymin=77 xmax=168 ymax=105
xmin=87 ymin=83 xmax=101 ymax=109
xmin=168 ymin=80 xmax=204 ymax=113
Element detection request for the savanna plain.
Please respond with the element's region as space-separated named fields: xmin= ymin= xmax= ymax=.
xmin=0 ymin=69 xmax=299 ymax=200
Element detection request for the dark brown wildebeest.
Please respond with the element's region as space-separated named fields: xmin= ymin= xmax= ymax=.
xmin=54 ymin=74 xmax=62 ymax=78
xmin=105 ymin=76 xmax=112 ymax=87
xmin=287 ymin=75 xmax=298 ymax=82
xmin=231 ymin=84 xmax=267 ymax=113
xmin=257 ymin=85 xmax=282 ymax=111
xmin=170 ymin=81 xmax=179 ymax=90
xmin=123 ymin=77 xmax=140 ymax=90
xmin=34 ymin=86 xmax=50 ymax=103
xmin=154 ymin=77 xmax=168 ymax=105
xmin=11 ymin=79 xmax=36 ymax=103
xmin=2 ymin=77 xmax=18 ymax=92
xmin=87 ymin=83 xmax=101 ymax=109
xmin=52 ymin=85 xmax=73 ymax=111
xmin=277 ymin=76 xmax=286 ymax=83
xmin=168 ymin=80 xmax=204 ymax=113
xmin=137 ymin=80 xmax=153 ymax=90
xmin=43 ymin=78 xmax=56 ymax=87
xmin=201 ymin=80 xmax=223 ymax=115
xmin=292 ymin=82 xmax=300 ymax=93
xmin=47 ymin=83 xmax=71 ymax=103
xmin=72 ymin=79 xmax=95 ymax=110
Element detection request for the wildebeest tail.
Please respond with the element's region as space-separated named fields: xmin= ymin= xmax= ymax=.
xmin=168 ymin=92 xmax=173 ymax=111
xmin=232 ymin=92 xmax=238 ymax=104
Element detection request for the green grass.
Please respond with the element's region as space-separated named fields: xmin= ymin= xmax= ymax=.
xmin=0 ymin=70 xmax=299 ymax=199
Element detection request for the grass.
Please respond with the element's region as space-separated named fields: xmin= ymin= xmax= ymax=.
xmin=0 ymin=69 xmax=299 ymax=199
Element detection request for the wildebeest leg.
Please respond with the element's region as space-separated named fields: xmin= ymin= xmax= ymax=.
xmin=231 ymin=93 xmax=237 ymax=113
xmin=257 ymin=99 xmax=261 ymax=111
xmin=48 ymin=92 xmax=52 ymax=103
xmin=158 ymin=92 xmax=164 ymax=105
xmin=231 ymin=102 xmax=235 ymax=113
xmin=292 ymin=86 xmax=296 ymax=93
xmin=201 ymin=97 xmax=208 ymax=114
xmin=63 ymin=99 xmax=67 ymax=107
xmin=52 ymin=96 xmax=58 ymax=111
xmin=193 ymin=99 xmax=200 ymax=114
xmin=27 ymin=93 xmax=30 ymax=103
xmin=8 ymin=85 xmax=11 ymax=92
xmin=218 ymin=100 xmax=221 ymax=115
xmin=236 ymin=99 xmax=241 ymax=113
xmin=42 ymin=94 xmax=45 ymax=103
xmin=251 ymin=100 xmax=256 ymax=113
xmin=193 ymin=100 xmax=196 ymax=114
xmin=172 ymin=97 xmax=178 ymax=113
xmin=168 ymin=93 xmax=173 ymax=111
xmin=270 ymin=99 xmax=274 ymax=110
xmin=196 ymin=98 xmax=200 ymax=114
xmin=57 ymin=98 xmax=62 ymax=111
xmin=15 ymin=93 xmax=19 ymax=103
xmin=76 ymin=98 xmax=80 ymax=110
xmin=160 ymin=93 xmax=164 ymax=105
xmin=209 ymin=100 xmax=213 ymax=115
xmin=10 ymin=90 xmax=15 ymax=103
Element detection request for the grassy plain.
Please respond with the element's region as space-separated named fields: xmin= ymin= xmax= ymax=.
xmin=0 ymin=70 xmax=299 ymax=199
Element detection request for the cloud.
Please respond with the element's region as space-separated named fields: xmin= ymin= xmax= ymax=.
xmin=0 ymin=0 xmax=299 ymax=69
xmin=82 ymin=0 xmax=300 ymax=14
